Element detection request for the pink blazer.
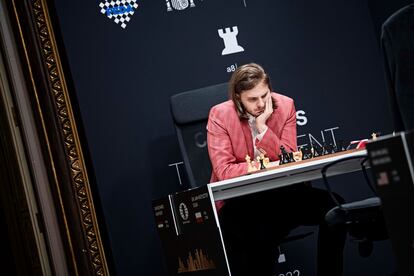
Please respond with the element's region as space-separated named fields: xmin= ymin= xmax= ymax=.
xmin=207 ymin=92 xmax=297 ymax=183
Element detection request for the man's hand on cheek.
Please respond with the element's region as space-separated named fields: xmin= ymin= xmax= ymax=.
xmin=256 ymin=96 xmax=272 ymax=133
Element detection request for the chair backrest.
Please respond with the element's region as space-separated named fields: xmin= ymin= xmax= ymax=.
xmin=170 ymin=83 xmax=228 ymax=188
xmin=322 ymin=155 xmax=388 ymax=256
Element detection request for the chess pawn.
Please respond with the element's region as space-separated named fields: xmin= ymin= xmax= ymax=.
xmin=301 ymin=146 xmax=309 ymax=160
xmin=245 ymin=155 xmax=251 ymax=163
xmin=293 ymin=150 xmax=303 ymax=162
xmin=256 ymin=156 xmax=265 ymax=170
xmin=371 ymin=132 xmax=380 ymax=141
xmin=251 ymin=160 xmax=258 ymax=172
xmin=283 ymin=154 xmax=289 ymax=164
xmin=260 ymin=159 xmax=266 ymax=170
xmin=245 ymin=155 xmax=254 ymax=173
xmin=332 ymin=144 xmax=338 ymax=154
xmin=288 ymin=152 xmax=295 ymax=163
xmin=321 ymin=142 xmax=329 ymax=155
xmin=278 ymin=154 xmax=284 ymax=165
xmin=311 ymin=146 xmax=319 ymax=157
xmin=328 ymin=143 xmax=335 ymax=154
xmin=337 ymin=140 xmax=346 ymax=152
xmin=322 ymin=142 xmax=331 ymax=155
xmin=263 ymin=157 xmax=270 ymax=167
xmin=278 ymin=146 xmax=284 ymax=165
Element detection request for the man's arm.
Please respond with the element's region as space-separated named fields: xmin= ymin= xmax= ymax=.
xmin=207 ymin=108 xmax=248 ymax=181
xmin=255 ymin=99 xmax=297 ymax=160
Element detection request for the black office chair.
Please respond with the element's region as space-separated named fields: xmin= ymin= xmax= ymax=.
xmin=170 ymin=82 xmax=229 ymax=188
xmin=322 ymin=155 xmax=388 ymax=257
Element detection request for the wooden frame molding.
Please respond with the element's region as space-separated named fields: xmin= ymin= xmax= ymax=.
xmin=7 ymin=0 xmax=111 ymax=275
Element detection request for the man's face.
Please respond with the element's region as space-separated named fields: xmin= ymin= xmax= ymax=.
xmin=238 ymin=80 xmax=271 ymax=117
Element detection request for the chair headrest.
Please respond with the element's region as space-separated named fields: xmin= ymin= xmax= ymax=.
xmin=170 ymin=83 xmax=228 ymax=125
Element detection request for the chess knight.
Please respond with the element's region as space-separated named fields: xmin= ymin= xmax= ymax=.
xmin=166 ymin=0 xmax=196 ymax=11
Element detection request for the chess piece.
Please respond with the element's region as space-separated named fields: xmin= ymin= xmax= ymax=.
xmin=321 ymin=142 xmax=329 ymax=155
xmin=323 ymin=143 xmax=334 ymax=155
xmin=279 ymin=146 xmax=285 ymax=165
xmin=279 ymin=146 xmax=289 ymax=164
xmin=288 ymin=152 xmax=295 ymax=163
xmin=328 ymin=143 xmax=335 ymax=154
xmin=301 ymin=146 xmax=312 ymax=160
xmin=311 ymin=146 xmax=320 ymax=158
xmin=337 ymin=140 xmax=346 ymax=152
xmin=371 ymin=132 xmax=380 ymax=141
xmin=278 ymin=154 xmax=284 ymax=165
xmin=245 ymin=155 xmax=251 ymax=163
xmin=332 ymin=143 xmax=339 ymax=153
xmin=258 ymin=155 xmax=266 ymax=170
xmin=293 ymin=150 xmax=303 ymax=162
xmin=263 ymin=157 xmax=270 ymax=167
xmin=246 ymin=155 xmax=257 ymax=173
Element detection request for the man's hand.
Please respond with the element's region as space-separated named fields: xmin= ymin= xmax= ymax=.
xmin=256 ymin=95 xmax=272 ymax=133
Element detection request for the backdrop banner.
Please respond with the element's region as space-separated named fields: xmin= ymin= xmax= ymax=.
xmin=52 ymin=0 xmax=401 ymax=274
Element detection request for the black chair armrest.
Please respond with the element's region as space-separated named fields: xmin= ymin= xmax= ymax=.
xmin=321 ymin=154 xmax=369 ymax=210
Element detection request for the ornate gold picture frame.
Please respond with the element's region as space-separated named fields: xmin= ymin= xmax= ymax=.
xmin=4 ymin=0 xmax=111 ymax=274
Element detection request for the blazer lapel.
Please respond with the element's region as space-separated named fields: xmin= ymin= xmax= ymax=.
xmin=241 ymin=120 xmax=254 ymax=158
xmin=267 ymin=109 xmax=281 ymax=137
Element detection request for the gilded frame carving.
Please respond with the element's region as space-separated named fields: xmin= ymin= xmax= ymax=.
xmin=7 ymin=0 xmax=110 ymax=275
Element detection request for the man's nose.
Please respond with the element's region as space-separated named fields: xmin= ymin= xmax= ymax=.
xmin=257 ymin=98 xmax=265 ymax=108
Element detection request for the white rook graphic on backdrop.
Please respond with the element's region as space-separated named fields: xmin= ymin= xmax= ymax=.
xmin=218 ymin=26 xmax=245 ymax=55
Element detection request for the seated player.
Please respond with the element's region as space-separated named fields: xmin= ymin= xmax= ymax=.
xmin=207 ymin=63 xmax=346 ymax=276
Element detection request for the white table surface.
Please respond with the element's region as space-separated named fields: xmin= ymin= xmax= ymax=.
xmin=208 ymin=149 xmax=368 ymax=201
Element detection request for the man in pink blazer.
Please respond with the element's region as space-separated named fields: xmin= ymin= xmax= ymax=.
xmin=207 ymin=86 xmax=296 ymax=182
xmin=207 ymin=63 xmax=346 ymax=276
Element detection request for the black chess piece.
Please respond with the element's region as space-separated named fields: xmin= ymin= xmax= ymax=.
xmin=312 ymin=146 xmax=320 ymax=158
xmin=338 ymin=140 xmax=346 ymax=152
xmin=278 ymin=154 xmax=285 ymax=165
xmin=301 ymin=146 xmax=312 ymax=160
xmin=279 ymin=146 xmax=285 ymax=165
xmin=279 ymin=146 xmax=289 ymax=164
xmin=321 ymin=142 xmax=330 ymax=155
xmin=259 ymin=158 xmax=266 ymax=169
xmin=288 ymin=152 xmax=295 ymax=163
xmin=332 ymin=143 xmax=339 ymax=153
xmin=329 ymin=143 xmax=336 ymax=154
xmin=323 ymin=143 xmax=334 ymax=155
xmin=327 ymin=143 xmax=335 ymax=154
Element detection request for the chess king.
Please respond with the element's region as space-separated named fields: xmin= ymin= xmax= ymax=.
xmin=207 ymin=63 xmax=347 ymax=276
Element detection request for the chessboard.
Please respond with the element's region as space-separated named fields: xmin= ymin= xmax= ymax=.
xmin=253 ymin=148 xmax=367 ymax=174
xmin=209 ymin=147 xmax=368 ymax=201
xmin=243 ymin=137 xmax=372 ymax=174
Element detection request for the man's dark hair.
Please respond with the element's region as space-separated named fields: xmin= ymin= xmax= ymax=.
xmin=229 ymin=63 xmax=277 ymax=119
